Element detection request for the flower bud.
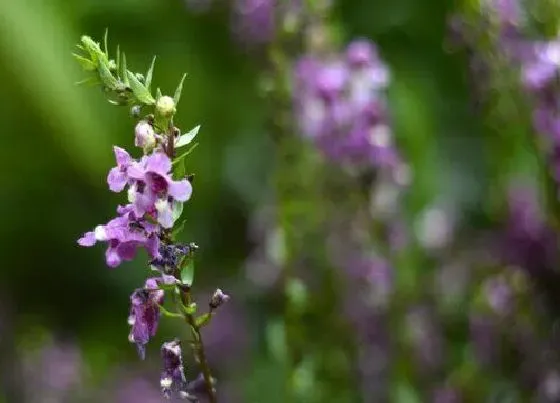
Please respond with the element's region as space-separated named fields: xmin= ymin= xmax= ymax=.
xmin=134 ymin=120 xmax=156 ymax=152
xmin=156 ymin=96 xmax=176 ymax=119
xmin=209 ymin=288 xmax=230 ymax=310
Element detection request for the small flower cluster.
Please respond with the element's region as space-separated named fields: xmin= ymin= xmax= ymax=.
xmin=74 ymin=34 xmax=228 ymax=401
xmin=293 ymin=40 xmax=397 ymax=170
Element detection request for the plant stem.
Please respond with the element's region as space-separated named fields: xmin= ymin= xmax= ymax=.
xmin=183 ymin=296 xmax=217 ymax=403
xmin=164 ymin=121 xmax=217 ymax=402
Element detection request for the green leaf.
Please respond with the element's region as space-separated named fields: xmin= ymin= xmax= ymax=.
xmin=173 ymin=73 xmax=187 ymax=105
xmin=75 ymin=77 xmax=100 ymax=86
xmin=72 ymin=53 xmax=96 ymax=71
xmin=119 ymin=52 xmax=128 ymax=86
xmin=175 ymin=125 xmax=200 ymax=148
xmin=158 ymin=305 xmax=183 ymax=319
xmin=145 ymin=56 xmax=156 ymax=92
xmin=181 ymin=259 xmax=195 ymax=286
xmin=156 ymin=87 xmax=163 ymax=100
xmin=98 ymin=60 xmax=118 ymax=89
xmin=126 ymin=70 xmax=155 ymax=105
xmin=103 ymin=28 xmax=109 ymax=56
xmin=195 ymin=313 xmax=213 ymax=328
xmin=172 ymin=201 xmax=184 ymax=225
xmin=80 ymin=36 xmax=102 ymax=62
xmin=115 ymin=45 xmax=120 ymax=72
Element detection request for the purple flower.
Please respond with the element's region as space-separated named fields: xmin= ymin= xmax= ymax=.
xmin=77 ymin=204 xmax=160 ymax=268
xmin=128 ymin=277 xmax=172 ymax=359
xmin=160 ymin=339 xmax=187 ymax=399
xmin=127 ymin=152 xmax=192 ymax=228
xmin=107 ymin=146 xmax=134 ymax=192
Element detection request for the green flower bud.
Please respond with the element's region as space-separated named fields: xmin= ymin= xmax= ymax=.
xmin=155 ymin=96 xmax=176 ymax=118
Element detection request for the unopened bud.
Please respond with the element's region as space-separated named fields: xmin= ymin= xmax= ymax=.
xmin=134 ymin=120 xmax=156 ymax=152
xmin=156 ymin=96 xmax=176 ymax=118
xmin=209 ymin=288 xmax=230 ymax=310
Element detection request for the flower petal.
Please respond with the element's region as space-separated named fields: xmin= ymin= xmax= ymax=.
xmin=105 ymin=244 xmax=122 ymax=268
xmin=107 ymin=167 xmax=128 ymax=192
xmin=114 ymin=146 xmax=132 ymax=167
xmin=77 ymin=231 xmax=96 ymax=247
xmin=168 ymin=179 xmax=192 ymax=202
xmin=145 ymin=152 xmax=172 ymax=176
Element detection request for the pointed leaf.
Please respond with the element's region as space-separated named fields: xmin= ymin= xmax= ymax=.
xmin=98 ymin=60 xmax=118 ymax=89
xmin=75 ymin=77 xmax=100 ymax=86
xmin=119 ymin=52 xmax=128 ymax=85
xmin=181 ymin=259 xmax=195 ymax=286
xmin=173 ymin=73 xmax=187 ymax=105
xmin=103 ymin=28 xmax=109 ymax=56
xmin=145 ymin=56 xmax=156 ymax=92
xmin=175 ymin=125 xmax=200 ymax=148
xmin=126 ymin=71 xmax=155 ymax=105
xmin=172 ymin=201 xmax=184 ymax=225
xmin=115 ymin=45 xmax=120 ymax=71
xmin=72 ymin=54 xmax=96 ymax=71
xmin=156 ymin=87 xmax=163 ymax=100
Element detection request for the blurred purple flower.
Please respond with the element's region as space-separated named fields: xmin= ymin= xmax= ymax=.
xmin=484 ymin=275 xmax=513 ymax=315
xmin=231 ymin=0 xmax=275 ymax=45
xmin=294 ymin=39 xmax=397 ymax=169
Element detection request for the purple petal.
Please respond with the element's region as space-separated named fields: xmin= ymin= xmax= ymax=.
xmin=155 ymin=200 xmax=174 ymax=229
xmin=127 ymin=161 xmax=146 ymax=181
xmin=105 ymin=245 xmax=122 ymax=268
xmin=169 ymin=179 xmax=192 ymax=202
xmin=145 ymin=152 xmax=172 ymax=176
xmin=77 ymin=231 xmax=96 ymax=247
xmin=107 ymin=167 xmax=128 ymax=193
xmin=114 ymin=146 xmax=132 ymax=167
xmin=117 ymin=242 xmax=140 ymax=261
xmin=146 ymin=235 xmax=160 ymax=259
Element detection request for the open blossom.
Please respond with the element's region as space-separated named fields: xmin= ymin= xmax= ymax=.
xmin=77 ymin=204 xmax=160 ymax=268
xmin=294 ymin=39 xmax=396 ymax=168
xmin=128 ymin=276 xmax=175 ymax=359
xmin=127 ymin=152 xmax=192 ymax=228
